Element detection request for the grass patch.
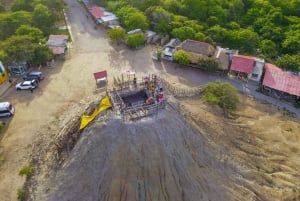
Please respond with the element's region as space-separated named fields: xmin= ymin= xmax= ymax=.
xmin=19 ymin=164 xmax=32 ymax=177
xmin=17 ymin=189 xmax=28 ymax=200
xmin=0 ymin=121 xmax=5 ymax=133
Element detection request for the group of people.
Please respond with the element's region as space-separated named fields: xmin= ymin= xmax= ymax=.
xmin=144 ymin=75 xmax=164 ymax=104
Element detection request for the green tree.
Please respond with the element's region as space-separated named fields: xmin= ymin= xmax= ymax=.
xmin=145 ymin=6 xmax=171 ymax=24
xmin=281 ymin=33 xmax=300 ymax=54
xmin=171 ymin=26 xmax=195 ymax=41
xmin=0 ymin=11 xmax=32 ymax=40
xmin=154 ymin=19 xmax=172 ymax=35
xmin=259 ymin=39 xmax=277 ymax=59
xmin=126 ymin=33 xmax=145 ymax=48
xmin=229 ymin=28 xmax=259 ymax=54
xmin=194 ymin=32 xmax=205 ymax=41
xmin=11 ymin=0 xmax=33 ymax=12
xmin=106 ymin=1 xmax=127 ymax=12
xmin=206 ymin=25 xmax=229 ymax=45
xmin=0 ymin=51 xmax=8 ymax=63
xmin=16 ymin=25 xmax=44 ymax=43
xmin=0 ymin=2 xmax=6 ymax=12
xmin=116 ymin=6 xmax=140 ymax=25
xmin=30 ymin=45 xmax=53 ymax=66
xmin=32 ymin=0 xmax=65 ymax=21
xmin=276 ymin=54 xmax=300 ymax=72
xmin=202 ymin=81 xmax=239 ymax=111
xmin=173 ymin=50 xmax=191 ymax=65
xmin=124 ymin=12 xmax=149 ymax=31
xmin=107 ymin=27 xmax=126 ymax=45
xmin=32 ymin=4 xmax=53 ymax=35
xmin=0 ymin=35 xmax=35 ymax=63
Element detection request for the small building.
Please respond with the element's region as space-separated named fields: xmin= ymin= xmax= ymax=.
xmin=97 ymin=12 xmax=119 ymax=26
xmin=46 ymin=35 xmax=69 ymax=57
xmin=90 ymin=7 xmax=104 ymax=20
xmin=214 ymin=46 xmax=238 ymax=71
xmin=176 ymin=39 xmax=215 ymax=63
xmin=162 ymin=38 xmax=181 ymax=61
xmin=262 ymin=63 xmax=300 ymax=101
xmin=144 ymin=30 xmax=157 ymax=44
xmin=230 ymin=54 xmax=264 ymax=82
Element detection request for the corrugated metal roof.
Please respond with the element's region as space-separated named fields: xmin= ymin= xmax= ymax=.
xmin=230 ymin=55 xmax=254 ymax=74
xmin=263 ymin=63 xmax=300 ymax=96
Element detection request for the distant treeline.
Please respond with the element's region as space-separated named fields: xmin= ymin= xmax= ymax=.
xmin=94 ymin=0 xmax=300 ymax=72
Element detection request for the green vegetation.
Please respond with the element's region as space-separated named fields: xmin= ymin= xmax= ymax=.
xmin=0 ymin=0 xmax=65 ymax=66
xmin=197 ymin=57 xmax=218 ymax=71
xmin=173 ymin=50 xmax=191 ymax=65
xmin=0 ymin=121 xmax=5 ymax=133
xmin=202 ymin=81 xmax=239 ymax=111
xmin=19 ymin=164 xmax=33 ymax=177
xmin=17 ymin=189 xmax=28 ymax=201
xmin=99 ymin=0 xmax=300 ymax=72
xmin=107 ymin=27 xmax=126 ymax=45
xmin=126 ymin=33 xmax=145 ymax=48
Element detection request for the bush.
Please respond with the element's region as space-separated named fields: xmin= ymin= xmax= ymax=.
xmin=126 ymin=33 xmax=145 ymax=48
xmin=294 ymin=99 xmax=300 ymax=108
xmin=197 ymin=57 xmax=218 ymax=71
xmin=19 ymin=164 xmax=32 ymax=177
xmin=17 ymin=189 xmax=28 ymax=200
xmin=202 ymin=81 xmax=239 ymax=111
xmin=173 ymin=50 xmax=191 ymax=65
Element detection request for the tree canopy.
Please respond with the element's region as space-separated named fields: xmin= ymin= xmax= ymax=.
xmin=0 ymin=0 xmax=63 ymax=65
xmin=105 ymin=0 xmax=300 ymax=71
xmin=202 ymin=81 xmax=239 ymax=111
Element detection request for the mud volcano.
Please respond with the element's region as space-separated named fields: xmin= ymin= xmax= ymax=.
xmin=120 ymin=89 xmax=150 ymax=107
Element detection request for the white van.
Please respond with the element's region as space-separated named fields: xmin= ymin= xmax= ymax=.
xmin=0 ymin=102 xmax=15 ymax=117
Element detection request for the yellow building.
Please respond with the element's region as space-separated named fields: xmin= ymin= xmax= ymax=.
xmin=0 ymin=61 xmax=9 ymax=85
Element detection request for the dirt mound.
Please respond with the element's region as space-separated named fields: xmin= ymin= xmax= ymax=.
xmin=37 ymin=100 xmax=229 ymax=201
xmin=28 ymin=96 xmax=300 ymax=201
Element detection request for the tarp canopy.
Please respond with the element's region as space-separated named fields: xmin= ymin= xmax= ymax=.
xmin=94 ymin=70 xmax=107 ymax=81
xmin=263 ymin=63 xmax=300 ymax=97
xmin=80 ymin=95 xmax=112 ymax=129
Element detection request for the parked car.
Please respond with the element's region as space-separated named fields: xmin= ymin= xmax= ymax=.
xmin=0 ymin=102 xmax=14 ymax=117
xmin=15 ymin=80 xmax=38 ymax=90
xmin=22 ymin=71 xmax=44 ymax=81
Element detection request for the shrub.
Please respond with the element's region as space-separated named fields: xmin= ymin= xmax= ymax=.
xmin=17 ymin=189 xmax=28 ymax=200
xmin=202 ymin=81 xmax=239 ymax=111
xmin=107 ymin=27 xmax=126 ymax=45
xmin=173 ymin=50 xmax=191 ymax=65
xmin=0 ymin=121 xmax=5 ymax=133
xmin=197 ymin=57 xmax=218 ymax=71
xmin=126 ymin=33 xmax=145 ymax=48
xmin=19 ymin=164 xmax=32 ymax=177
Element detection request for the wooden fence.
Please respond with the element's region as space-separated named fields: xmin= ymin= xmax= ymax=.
xmin=160 ymin=78 xmax=202 ymax=97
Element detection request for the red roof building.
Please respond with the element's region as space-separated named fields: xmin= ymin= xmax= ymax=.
xmin=262 ymin=63 xmax=300 ymax=97
xmin=230 ymin=55 xmax=254 ymax=74
xmin=46 ymin=35 xmax=69 ymax=55
xmin=90 ymin=7 xmax=104 ymax=19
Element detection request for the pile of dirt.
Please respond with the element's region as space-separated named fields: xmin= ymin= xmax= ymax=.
xmin=26 ymin=95 xmax=300 ymax=201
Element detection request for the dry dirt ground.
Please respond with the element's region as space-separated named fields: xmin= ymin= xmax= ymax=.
xmin=26 ymin=93 xmax=300 ymax=201
xmin=0 ymin=0 xmax=299 ymax=200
